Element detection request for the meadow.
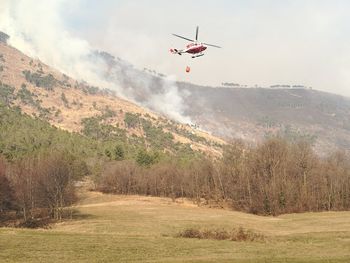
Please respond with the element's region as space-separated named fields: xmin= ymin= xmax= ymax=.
xmin=1 ymin=186 xmax=350 ymax=263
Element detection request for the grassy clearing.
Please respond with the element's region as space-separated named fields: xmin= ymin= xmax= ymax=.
xmin=1 ymin=189 xmax=350 ymax=262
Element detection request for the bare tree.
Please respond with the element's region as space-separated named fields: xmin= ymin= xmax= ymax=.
xmin=0 ymin=157 xmax=16 ymax=217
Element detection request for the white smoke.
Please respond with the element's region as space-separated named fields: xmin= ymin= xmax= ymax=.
xmin=0 ymin=0 xmax=191 ymax=123
xmin=138 ymin=75 xmax=191 ymax=123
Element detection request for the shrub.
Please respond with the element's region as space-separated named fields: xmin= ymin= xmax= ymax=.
xmin=0 ymin=82 xmax=15 ymax=105
xmin=124 ymin=112 xmax=140 ymax=128
xmin=18 ymin=218 xmax=51 ymax=229
xmin=61 ymin=92 xmax=69 ymax=107
xmin=176 ymin=227 xmax=265 ymax=242
xmin=23 ymin=70 xmax=57 ymax=90
xmin=136 ymin=149 xmax=159 ymax=166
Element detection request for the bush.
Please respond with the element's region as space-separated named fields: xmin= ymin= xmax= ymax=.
xmin=136 ymin=149 xmax=159 ymax=166
xmin=18 ymin=218 xmax=51 ymax=229
xmin=61 ymin=92 xmax=69 ymax=107
xmin=23 ymin=70 xmax=57 ymax=90
xmin=114 ymin=144 xmax=125 ymax=161
xmin=17 ymin=84 xmax=37 ymax=106
xmin=0 ymin=82 xmax=15 ymax=105
xmin=176 ymin=227 xmax=265 ymax=242
xmin=124 ymin=112 xmax=140 ymax=128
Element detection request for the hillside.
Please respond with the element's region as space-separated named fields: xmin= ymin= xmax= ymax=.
xmin=178 ymin=82 xmax=350 ymax=153
xmin=91 ymin=49 xmax=350 ymax=154
xmin=71 ymin=46 xmax=350 ymax=154
xmin=3 ymin=34 xmax=349 ymax=156
xmin=0 ymin=42 xmax=224 ymax=157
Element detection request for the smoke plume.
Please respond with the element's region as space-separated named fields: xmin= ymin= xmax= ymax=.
xmin=0 ymin=0 xmax=191 ymax=123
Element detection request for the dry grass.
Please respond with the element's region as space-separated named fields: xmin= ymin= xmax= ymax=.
xmin=1 ymin=185 xmax=350 ymax=262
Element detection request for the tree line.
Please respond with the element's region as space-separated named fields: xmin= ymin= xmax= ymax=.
xmin=1 ymin=137 xmax=349 ymax=228
xmin=96 ymin=138 xmax=350 ymax=215
xmin=0 ymin=152 xmax=77 ymax=227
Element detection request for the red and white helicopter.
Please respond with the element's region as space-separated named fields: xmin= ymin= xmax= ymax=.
xmin=170 ymin=26 xmax=221 ymax=59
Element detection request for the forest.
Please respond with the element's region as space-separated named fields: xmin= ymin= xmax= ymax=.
xmin=96 ymin=139 xmax=350 ymax=215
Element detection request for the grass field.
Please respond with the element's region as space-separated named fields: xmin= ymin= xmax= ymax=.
xmin=1 ymin=186 xmax=350 ymax=263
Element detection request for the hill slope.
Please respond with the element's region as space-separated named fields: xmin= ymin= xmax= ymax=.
xmin=89 ymin=50 xmax=350 ymax=154
xmin=0 ymin=42 xmax=224 ymax=157
xmin=73 ymin=46 xmax=350 ymax=154
xmin=178 ymin=82 xmax=350 ymax=153
xmin=2 ymin=35 xmax=350 ymax=155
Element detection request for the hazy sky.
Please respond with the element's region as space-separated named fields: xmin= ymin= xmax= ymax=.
xmin=3 ymin=0 xmax=350 ymax=97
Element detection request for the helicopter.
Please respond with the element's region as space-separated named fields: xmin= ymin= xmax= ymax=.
xmin=170 ymin=26 xmax=221 ymax=59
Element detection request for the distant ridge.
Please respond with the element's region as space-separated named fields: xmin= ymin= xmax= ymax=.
xmin=177 ymin=81 xmax=350 ymax=154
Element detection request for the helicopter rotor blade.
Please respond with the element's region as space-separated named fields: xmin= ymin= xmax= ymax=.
xmin=172 ymin=34 xmax=194 ymax=42
xmin=195 ymin=26 xmax=199 ymax=41
xmin=203 ymin=43 xmax=222 ymax=48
